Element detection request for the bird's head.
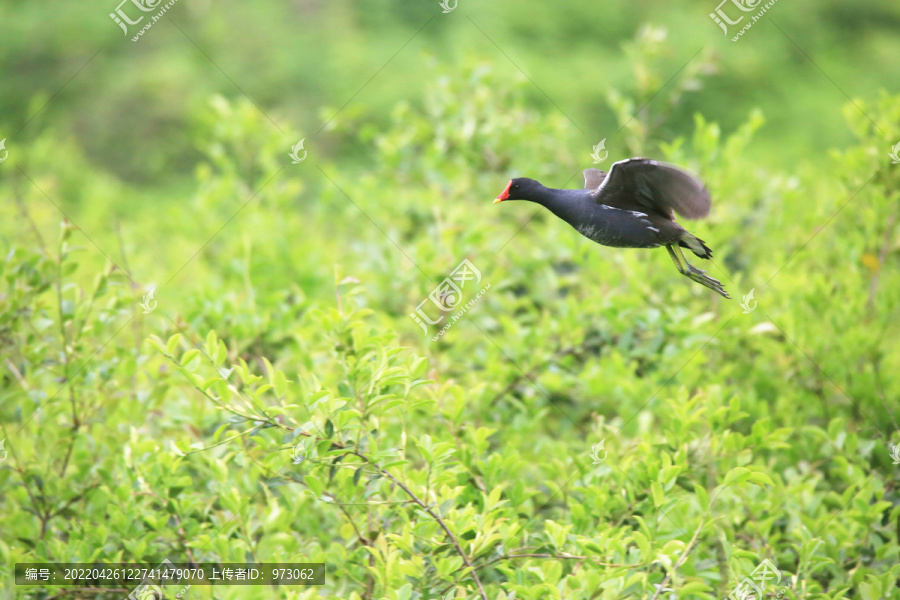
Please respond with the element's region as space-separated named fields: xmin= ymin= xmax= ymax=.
xmin=493 ymin=177 xmax=542 ymax=204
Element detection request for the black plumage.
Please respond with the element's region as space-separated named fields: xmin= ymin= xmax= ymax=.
xmin=493 ymin=158 xmax=729 ymax=298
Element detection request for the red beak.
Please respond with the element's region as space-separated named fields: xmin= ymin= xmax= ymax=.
xmin=494 ymin=180 xmax=513 ymax=204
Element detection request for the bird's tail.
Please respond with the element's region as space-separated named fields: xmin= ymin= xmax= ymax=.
xmin=679 ymin=233 xmax=713 ymax=259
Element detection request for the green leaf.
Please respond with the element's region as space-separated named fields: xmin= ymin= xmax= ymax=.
xmin=180 ymin=349 xmax=201 ymax=366
xmin=166 ymin=333 xmax=182 ymax=356
xmin=693 ymin=484 xmax=710 ymax=509
xmin=206 ymin=330 xmax=217 ymax=357
xmin=747 ymin=471 xmax=775 ymax=487
xmin=650 ymin=481 xmax=665 ymax=507
xmin=147 ymin=335 xmax=167 ymax=355
xmin=216 ymin=339 xmax=227 ymax=363
xmin=723 ymin=467 xmax=752 ymax=486
xmin=305 ymin=474 xmax=324 ymax=497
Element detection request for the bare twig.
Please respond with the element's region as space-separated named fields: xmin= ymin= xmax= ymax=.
xmin=49 ymin=483 xmax=100 ymax=519
xmin=334 ymin=500 xmax=370 ymax=548
xmin=11 ymin=460 xmax=50 ymax=539
xmin=649 ymin=515 xmax=707 ymax=600
xmin=4 ymin=358 xmax=30 ymax=390
xmin=482 ymin=552 xmax=648 ymax=569
xmin=438 ymin=550 xmax=649 ymax=598
xmin=352 ymin=451 xmax=489 ymax=600
xmin=490 ymin=345 xmax=581 ymax=404
xmin=611 ymin=497 xmax=640 ymax=529
xmin=53 ymin=223 xmax=84 ymax=479
xmin=131 ymin=476 xmax=197 ymax=562
xmin=364 ymin=507 xmax=375 ymax=600
xmin=182 ymin=426 xmax=260 ymax=455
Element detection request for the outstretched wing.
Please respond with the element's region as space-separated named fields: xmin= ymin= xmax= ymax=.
xmin=590 ymin=158 xmax=711 ymax=219
xmin=583 ymin=168 xmax=607 ymax=191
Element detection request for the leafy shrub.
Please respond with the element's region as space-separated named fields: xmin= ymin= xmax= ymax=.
xmin=1 ymin=44 xmax=899 ymax=600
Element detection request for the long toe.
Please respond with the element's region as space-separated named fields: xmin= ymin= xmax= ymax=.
xmin=687 ymin=268 xmax=730 ymax=299
xmin=695 ymin=276 xmax=730 ymax=298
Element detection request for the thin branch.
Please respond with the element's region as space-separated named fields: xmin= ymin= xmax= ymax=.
xmin=490 ymin=345 xmax=580 ymax=404
xmin=56 ymin=225 xmax=80 ymax=478
xmin=611 ymin=497 xmax=640 ymax=529
xmin=14 ymin=464 xmax=50 ymax=538
xmin=182 ymin=426 xmax=260 ymax=455
xmin=131 ymin=476 xmax=197 ymax=563
xmin=352 ymin=451 xmax=489 ymax=600
xmin=4 ymin=358 xmax=30 ymax=390
xmin=49 ymin=483 xmax=100 ymax=519
xmin=649 ymin=515 xmax=706 ymax=600
xmin=333 ymin=499 xmax=370 ymax=548
xmin=431 ymin=548 xmax=652 ymax=596
xmin=364 ymin=506 xmax=374 ymax=600
xmin=482 ymin=552 xmax=649 ymax=569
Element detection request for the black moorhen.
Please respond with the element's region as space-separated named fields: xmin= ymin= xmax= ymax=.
xmin=494 ymin=158 xmax=730 ymax=298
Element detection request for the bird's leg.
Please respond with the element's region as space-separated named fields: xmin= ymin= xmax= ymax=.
xmin=666 ymin=245 xmax=730 ymax=299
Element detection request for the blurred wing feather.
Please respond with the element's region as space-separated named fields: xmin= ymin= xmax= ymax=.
xmin=591 ymin=158 xmax=711 ymax=219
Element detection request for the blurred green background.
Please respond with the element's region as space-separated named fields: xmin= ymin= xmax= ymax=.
xmin=3 ymin=0 xmax=900 ymax=291
xmin=2 ymin=0 xmax=900 ymax=598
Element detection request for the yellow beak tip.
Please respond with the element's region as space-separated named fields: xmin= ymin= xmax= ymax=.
xmin=493 ymin=198 xmax=503 ymax=204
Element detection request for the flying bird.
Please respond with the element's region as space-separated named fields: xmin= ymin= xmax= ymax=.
xmin=494 ymin=158 xmax=729 ymax=298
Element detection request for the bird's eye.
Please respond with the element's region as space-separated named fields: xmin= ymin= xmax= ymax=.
xmin=512 ymin=184 xmax=518 ymax=190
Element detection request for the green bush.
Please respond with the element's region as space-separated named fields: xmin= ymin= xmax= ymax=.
xmin=2 ymin=42 xmax=899 ymax=600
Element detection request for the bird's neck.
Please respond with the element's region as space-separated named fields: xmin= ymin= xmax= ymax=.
xmin=527 ymin=186 xmax=586 ymax=224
